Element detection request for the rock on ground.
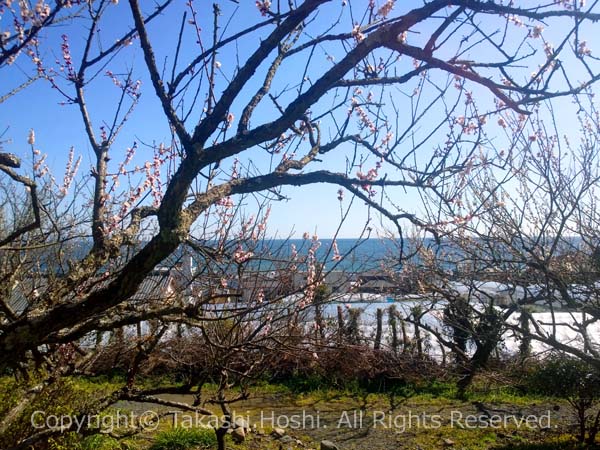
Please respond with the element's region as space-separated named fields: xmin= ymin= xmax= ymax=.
xmin=320 ymin=440 xmax=339 ymax=450
xmin=231 ymin=427 xmax=246 ymax=443
xmin=272 ymin=427 xmax=286 ymax=438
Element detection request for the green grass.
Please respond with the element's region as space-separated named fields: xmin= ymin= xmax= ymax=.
xmin=79 ymin=434 xmax=126 ymax=450
xmin=468 ymin=388 xmax=551 ymax=405
xmin=491 ymin=435 xmax=598 ymax=449
xmin=414 ymin=426 xmax=501 ymax=450
xmin=45 ymin=433 xmax=140 ymax=450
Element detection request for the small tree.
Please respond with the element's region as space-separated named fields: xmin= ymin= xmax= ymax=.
xmin=528 ymin=354 xmax=600 ymax=444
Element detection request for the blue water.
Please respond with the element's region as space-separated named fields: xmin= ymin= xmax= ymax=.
xmin=255 ymin=238 xmax=407 ymax=272
xmin=199 ymin=237 xmax=460 ymax=273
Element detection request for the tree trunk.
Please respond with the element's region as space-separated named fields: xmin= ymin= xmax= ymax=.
xmin=216 ymin=426 xmax=227 ymax=450
xmin=388 ymin=305 xmax=398 ymax=353
xmin=457 ymin=311 xmax=503 ymax=398
xmin=374 ymin=308 xmax=383 ymax=350
xmin=315 ymin=302 xmax=324 ymax=343
xmin=337 ymin=304 xmax=345 ymax=344
xmin=412 ymin=310 xmax=423 ymax=358
xmin=519 ymin=310 xmax=531 ymax=361
xmin=346 ymin=308 xmax=361 ymax=345
xmin=400 ymin=315 xmax=409 ymax=352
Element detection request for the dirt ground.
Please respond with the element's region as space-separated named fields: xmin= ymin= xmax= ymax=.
xmin=128 ymin=389 xmax=580 ymax=450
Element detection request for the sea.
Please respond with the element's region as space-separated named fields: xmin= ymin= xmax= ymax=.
xmin=254 ymin=237 xmax=421 ymax=272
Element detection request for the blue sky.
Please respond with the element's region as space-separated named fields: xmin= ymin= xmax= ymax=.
xmin=1 ymin=1 xmax=598 ymax=238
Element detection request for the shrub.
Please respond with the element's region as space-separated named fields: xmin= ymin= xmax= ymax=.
xmin=526 ymin=353 xmax=600 ymax=444
xmin=0 ymin=375 xmax=117 ymax=449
